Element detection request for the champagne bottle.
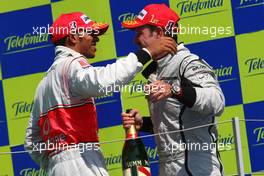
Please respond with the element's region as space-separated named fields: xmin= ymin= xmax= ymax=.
xmin=122 ymin=109 xmax=151 ymax=176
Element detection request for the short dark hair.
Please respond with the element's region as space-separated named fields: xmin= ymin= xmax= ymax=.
xmin=145 ymin=24 xmax=178 ymax=43
xmin=53 ymin=36 xmax=67 ymax=46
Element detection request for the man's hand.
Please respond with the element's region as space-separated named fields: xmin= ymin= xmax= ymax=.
xmin=145 ymin=80 xmax=172 ymax=102
xmin=147 ymin=37 xmax=177 ymax=60
xmin=121 ymin=109 xmax=143 ymax=131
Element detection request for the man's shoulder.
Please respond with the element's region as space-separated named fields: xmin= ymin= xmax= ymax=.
xmin=69 ymin=57 xmax=91 ymax=70
xmin=170 ymin=48 xmax=199 ymax=69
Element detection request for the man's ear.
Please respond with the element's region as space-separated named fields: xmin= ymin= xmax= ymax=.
xmin=155 ymin=26 xmax=165 ymax=37
xmin=68 ymin=34 xmax=79 ymax=45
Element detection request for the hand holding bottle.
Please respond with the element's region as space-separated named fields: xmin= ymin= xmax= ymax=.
xmin=122 ymin=109 xmax=143 ymax=131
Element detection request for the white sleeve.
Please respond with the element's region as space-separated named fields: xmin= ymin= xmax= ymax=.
xmin=69 ymin=52 xmax=144 ymax=98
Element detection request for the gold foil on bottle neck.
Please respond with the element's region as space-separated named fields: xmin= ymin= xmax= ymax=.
xmin=126 ymin=125 xmax=137 ymax=139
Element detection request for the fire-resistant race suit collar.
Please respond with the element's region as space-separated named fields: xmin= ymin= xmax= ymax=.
xmin=157 ymin=42 xmax=188 ymax=68
xmin=54 ymin=45 xmax=84 ymax=61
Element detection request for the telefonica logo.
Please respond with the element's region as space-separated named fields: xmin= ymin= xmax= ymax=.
xmin=218 ymin=134 xmax=234 ymax=145
xmin=20 ymin=168 xmax=47 ymax=176
xmin=213 ymin=65 xmax=234 ymax=83
xmin=3 ymin=33 xmax=50 ymax=55
xmin=94 ymin=92 xmax=117 ymax=106
xmin=237 ymin=0 xmax=264 ymax=9
xmin=94 ymin=93 xmax=114 ymax=100
xmin=118 ymin=12 xmax=137 ymax=32
xmin=12 ymin=101 xmax=34 ymax=119
xmin=146 ymin=146 xmax=158 ymax=160
xmin=218 ymin=133 xmax=234 ymax=151
xmin=214 ymin=65 xmax=233 ymax=77
xmin=253 ymin=126 xmax=264 ymax=145
xmin=245 ymin=58 xmax=264 ymax=76
xmin=105 ymin=154 xmax=122 ymax=166
xmin=175 ymin=0 xmax=224 ymax=17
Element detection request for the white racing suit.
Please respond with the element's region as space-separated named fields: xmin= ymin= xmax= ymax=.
xmin=147 ymin=43 xmax=225 ymax=176
xmin=24 ymin=46 xmax=150 ymax=176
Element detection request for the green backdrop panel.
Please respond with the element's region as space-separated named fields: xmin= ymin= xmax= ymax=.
xmin=236 ymin=30 xmax=264 ymax=104
xmin=3 ymin=73 xmax=44 ymax=146
xmin=0 ymin=0 xmax=50 ymax=13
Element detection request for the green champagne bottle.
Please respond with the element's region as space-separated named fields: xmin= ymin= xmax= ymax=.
xmin=122 ymin=109 xmax=151 ymax=176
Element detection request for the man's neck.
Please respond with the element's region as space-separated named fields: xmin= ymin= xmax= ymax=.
xmin=65 ymin=44 xmax=81 ymax=54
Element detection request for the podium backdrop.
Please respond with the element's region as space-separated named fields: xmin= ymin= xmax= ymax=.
xmin=0 ymin=0 xmax=264 ymax=175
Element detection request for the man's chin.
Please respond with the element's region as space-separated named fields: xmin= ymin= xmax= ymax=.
xmin=85 ymin=53 xmax=96 ymax=58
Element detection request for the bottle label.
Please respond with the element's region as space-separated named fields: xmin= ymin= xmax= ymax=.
xmin=124 ymin=159 xmax=150 ymax=169
xmin=123 ymin=166 xmax=151 ymax=176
